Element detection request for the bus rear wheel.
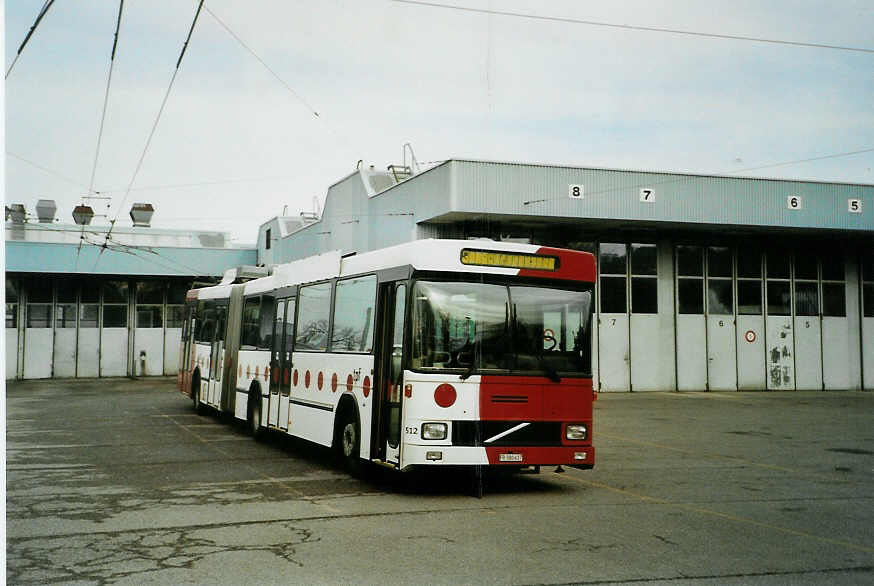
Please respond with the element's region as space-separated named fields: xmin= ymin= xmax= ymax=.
xmin=337 ymin=414 xmax=361 ymax=474
xmin=248 ymin=393 xmax=264 ymax=440
xmin=192 ymin=376 xmax=205 ymax=415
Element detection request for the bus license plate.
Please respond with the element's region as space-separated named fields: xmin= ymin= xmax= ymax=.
xmin=499 ymin=453 xmax=523 ymax=462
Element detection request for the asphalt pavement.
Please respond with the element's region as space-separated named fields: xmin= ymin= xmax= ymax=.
xmin=5 ymin=378 xmax=874 ymax=585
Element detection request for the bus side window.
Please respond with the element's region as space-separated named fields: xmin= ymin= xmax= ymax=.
xmin=285 ymin=298 xmax=296 ymax=354
xmin=215 ymin=305 xmax=227 ymax=342
xmin=296 ymin=283 xmax=331 ymax=351
xmin=241 ymin=297 xmax=260 ymax=349
xmin=258 ymin=296 xmax=275 ymax=349
xmin=391 ymin=284 xmax=406 ymax=380
xmin=199 ymin=307 xmax=215 ymax=343
xmin=331 ymin=275 xmax=376 ymax=353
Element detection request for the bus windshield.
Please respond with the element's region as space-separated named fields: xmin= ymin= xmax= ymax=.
xmin=410 ymin=280 xmax=593 ymax=378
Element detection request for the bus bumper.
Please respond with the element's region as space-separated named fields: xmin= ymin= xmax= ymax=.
xmin=402 ymin=444 xmax=594 ymax=468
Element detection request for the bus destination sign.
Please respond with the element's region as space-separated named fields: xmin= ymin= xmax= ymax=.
xmin=460 ymin=248 xmax=558 ymax=271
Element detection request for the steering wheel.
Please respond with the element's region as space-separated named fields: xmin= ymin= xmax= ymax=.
xmin=542 ymin=330 xmax=557 ymax=351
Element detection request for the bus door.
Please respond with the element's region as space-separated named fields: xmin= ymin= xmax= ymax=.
xmin=179 ymin=304 xmax=196 ymax=391
xmin=374 ymin=283 xmax=406 ymax=466
xmin=278 ymin=298 xmax=295 ymax=430
xmin=208 ymin=305 xmax=226 ymax=406
xmin=268 ymin=299 xmax=286 ymax=428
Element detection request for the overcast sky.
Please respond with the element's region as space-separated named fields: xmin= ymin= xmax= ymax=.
xmin=5 ymin=0 xmax=874 ymax=243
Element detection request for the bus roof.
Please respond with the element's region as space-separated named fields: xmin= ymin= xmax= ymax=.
xmin=192 ymin=239 xmax=595 ymax=299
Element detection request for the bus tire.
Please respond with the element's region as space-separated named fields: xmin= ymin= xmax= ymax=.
xmin=248 ymin=390 xmax=264 ymax=441
xmin=192 ymin=372 xmax=205 ymax=415
xmin=335 ymin=406 xmax=361 ymax=475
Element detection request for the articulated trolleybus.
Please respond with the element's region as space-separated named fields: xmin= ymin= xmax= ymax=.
xmin=178 ymin=239 xmax=596 ymax=474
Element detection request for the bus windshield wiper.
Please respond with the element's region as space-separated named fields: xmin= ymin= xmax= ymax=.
xmin=459 ymin=362 xmax=478 ymax=381
xmin=459 ymin=339 xmax=481 ymax=381
xmin=536 ymin=352 xmax=561 ymax=383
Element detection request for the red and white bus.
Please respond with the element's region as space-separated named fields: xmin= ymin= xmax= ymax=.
xmin=178 ymin=239 xmax=596 ymax=473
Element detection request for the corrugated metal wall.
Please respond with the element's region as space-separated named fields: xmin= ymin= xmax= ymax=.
xmin=448 ymin=160 xmax=873 ymax=230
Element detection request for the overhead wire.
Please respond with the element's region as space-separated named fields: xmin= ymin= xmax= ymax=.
xmin=203 ymin=5 xmax=321 ymax=119
xmin=202 ymin=5 xmax=359 ymax=157
xmin=6 ymin=151 xmax=306 ymax=195
xmin=79 ymin=231 xmax=221 ymax=276
xmin=98 ymin=0 xmax=205 ymax=269
xmin=391 ymin=0 xmax=874 ymax=54
xmin=79 ymin=0 xmax=126 ymax=273
xmin=5 ymin=0 xmax=56 ymax=79
xmin=6 ymin=152 xmax=89 ymax=191
xmin=88 ymin=0 xmax=125 ymax=196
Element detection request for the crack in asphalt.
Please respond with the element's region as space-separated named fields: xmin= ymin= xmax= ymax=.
xmin=7 ymin=475 xmax=378 ymax=524
xmin=534 ymin=537 xmax=621 ymax=554
xmin=526 ymin=565 xmax=874 ymax=585
xmin=7 ymin=520 xmax=319 ymax=585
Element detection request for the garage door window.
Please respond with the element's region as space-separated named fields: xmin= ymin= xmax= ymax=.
xmin=56 ymin=280 xmax=77 ymax=328
xmin=676 ymin=245 xmax=703 ymax=314
xmin=103 ymin=281 xmax=128 ymax=328
xmin=737 ymin=246 xmax=762 ymax=315
xmin=599 ymin=243 xmax=626 ymax=314
xmin=26 ymin=277 xmax=52 ymax=328
xmin=6 ymin=278 xmax=18 ymax=329
xmin=766 ymin=250 xmax=791 ymax=316
xmin=136 ymin=282 xmax=164 ymax=328
xmin=863 ymin=253 xmax=874 ymax=318
xmin=707 ymin=247 xmax=732 ymax=315
xmin=631 ymin=244 xmax=658 ymax=314
xmin=822 ymin=254 xmax=845 ymax=317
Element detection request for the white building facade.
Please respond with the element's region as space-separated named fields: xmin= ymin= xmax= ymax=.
xmin=5 ymin=204 xmax=256 ymax=379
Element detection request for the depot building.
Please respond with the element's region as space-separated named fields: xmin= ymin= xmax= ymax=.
xmin=257 ymin=159 xmax=873 ymax=392
xmin=4 ymin=201 xmax=257 ymax=379
xmin=6 ymin=159 xmax=874 ymax=390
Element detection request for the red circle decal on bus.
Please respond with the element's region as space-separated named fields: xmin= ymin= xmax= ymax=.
xmin=346 ymin=374 xmax=354 ymax=392
xmin=293 ymin=369 xmax=298 ymax=387
xmin=434 ymin=383 xmax=457 ymax=408
xmin=363 ymin=376 xmax=371 ymax=398
xmin=305 ymin=371 xmax=311 ymax=388
xmin=331 ymin=373 xmax=338 ymax=392
xmin=318 ymin=371 xmax=324 ymax=390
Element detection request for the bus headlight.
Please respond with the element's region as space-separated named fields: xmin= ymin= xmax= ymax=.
xmin=566 ymin=424 xmax=588 ymax=441
xmin=422 ymin=422 xmax=448 ymax=440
